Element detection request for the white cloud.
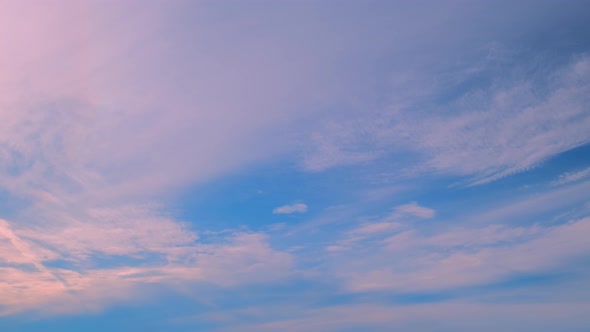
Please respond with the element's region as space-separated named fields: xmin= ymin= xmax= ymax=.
xmin=394 ymin=202 xmax=436 ymax=219
xmin=273 ymin=203 xmax=308 ymax=215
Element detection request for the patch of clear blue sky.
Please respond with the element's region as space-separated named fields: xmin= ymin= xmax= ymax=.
xmin=172 ymin=142 xmax=590 ymax=236
xmin=0 ymin=293 xmax=205 ymax=332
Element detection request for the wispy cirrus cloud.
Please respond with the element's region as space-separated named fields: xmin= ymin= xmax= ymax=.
xmin=325 ymin=202 xmax=435 ymax=253
xmin=349 ymin=221 xmax=401 ymax=236
xmin=307 ymin=187 xmax=590 ymax=296
xmin=337 ymin=217 xmax=589 ymax=293
xmin=552 ymin=166 xmax=590 ymax=186
xmin=0 ymin=213 xmax=293 ymax=315
xmin=302 ymin=56 xmax=590 ymax=185
xmin=200 ymin=302 xmax=590 ymax=332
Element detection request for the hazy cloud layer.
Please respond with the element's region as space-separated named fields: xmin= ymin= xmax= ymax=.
xmin=0 ymin=1 xmax=589 ymax=331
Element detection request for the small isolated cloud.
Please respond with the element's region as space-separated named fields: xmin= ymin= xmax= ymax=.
xmin=394 ymin=202 xmax=435 ymax=219
xmin=273 ymin=203 xmax=308 ymax=215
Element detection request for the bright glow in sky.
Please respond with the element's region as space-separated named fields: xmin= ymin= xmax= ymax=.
xmin=1 ymin=1 xmax=590 ymax=331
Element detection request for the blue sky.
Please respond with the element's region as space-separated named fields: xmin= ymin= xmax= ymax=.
xmin=1 ymin=0 xmax=590 ymax=331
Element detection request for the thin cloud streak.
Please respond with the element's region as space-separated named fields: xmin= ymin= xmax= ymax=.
xmin=273 ymin=203 xmax=308 ymax=215
xmin=552 ymin=166 xmax=590 ymax=186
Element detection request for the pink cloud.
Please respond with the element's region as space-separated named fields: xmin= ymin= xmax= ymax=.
xmin=342 ymin=217 xmax=590 ymax=292
xmin=194 ymin=302 xmax=590 ymax=332
xmin=0 ymin=209 xmax=293 ymax=316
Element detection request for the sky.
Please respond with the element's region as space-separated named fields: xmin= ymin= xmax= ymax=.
xmin=1 ymin=0 xmax=590 ymax=331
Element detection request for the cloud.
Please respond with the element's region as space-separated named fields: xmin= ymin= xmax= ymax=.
xmin=471 ymin=178 xmax=590 ymax=225
xmin=0 ymin=217 xmax=293 ymax=315
xmin=339 ymin=217 xmax=590 ymax=293
xmin=349 ymin=221 xmax=401 ymax=236
xmin=326 ymin=222 xmax=401 ymax=253
xmin=1 ymin=0 xmax=589 ymax=325
xmin=273 ymin=203 xmax=308 ymax=215
xmin=202 ymin=302 xmax=590 ymax=332
xmin=2 ymin=0 xmax=392 ymax=207
xmin=0 ymin=1 xmax=342 ymax=315
xmin=15 ymin=205 xmax=198 ymax=260
xmin=552 ymin=166 xmax=590 ymax=186
xmin=322 ymin=203 xmax=434 ymax=253
xmin=301 ymin=125 xmax=378 ymax=172
xmin=394 ymin=202 xmax=436 ymax=219
xmin=302 ymin=55 xmax=590 ymax=185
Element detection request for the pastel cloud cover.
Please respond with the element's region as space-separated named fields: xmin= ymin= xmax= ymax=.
xmin=0 ymin=1 xmax=589 ymax=331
